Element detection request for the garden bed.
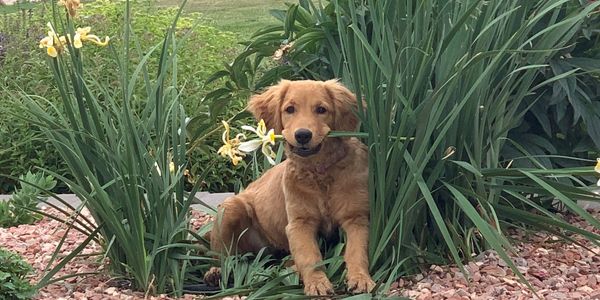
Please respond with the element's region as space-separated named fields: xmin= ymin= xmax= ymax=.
xmin=393 ymin=209 xmax=600 ymax=300
xmin=0 ymin=207 xmax=211 ymax=300
xmin=1 ymin=206 xmax=599 ymax=299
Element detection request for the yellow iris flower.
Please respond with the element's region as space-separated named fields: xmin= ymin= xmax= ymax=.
xmin=39 ymin=23 xmax=64 ymax=58
xmin=39 ymin=24 xmax=109 ymax=57
xmin=217 ymin=119 xmax=282 ymax=166
xmin=73 ymin=27 xmax=110 ymax=48
xmin=217 ymin=121 xmax=246 ymax=166
xmin=595 ymin=158 xmax=600 ymax=186
xmin=239 ymin=119 xmax=281 ymax=165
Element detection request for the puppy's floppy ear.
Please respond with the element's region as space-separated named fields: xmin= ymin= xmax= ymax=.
xmin=247 ymin=80 xmax=290 ymax=133
xmin=324 ymin=79 xmax=361 ymax=132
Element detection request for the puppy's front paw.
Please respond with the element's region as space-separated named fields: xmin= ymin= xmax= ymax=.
xmin=346 ymin=272 xmax=375 ymax=294
xmin=203 ymin=266 xmax=221 ymax=287
xmin=303 ymin=272 xmax=334 ymax=296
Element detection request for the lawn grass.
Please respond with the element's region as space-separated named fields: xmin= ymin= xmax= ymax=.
xmin=156 ymin=0 xmax=285 ymax=39
xmin=0 ymin=1 xmax=38 ymax=13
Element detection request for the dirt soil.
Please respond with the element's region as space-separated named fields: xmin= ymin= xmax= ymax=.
xmin=1 ymin=207 xmax=600 ymax=299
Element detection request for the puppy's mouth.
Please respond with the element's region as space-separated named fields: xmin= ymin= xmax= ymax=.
xmin=290 ymin=143 xmax=322 ymax=157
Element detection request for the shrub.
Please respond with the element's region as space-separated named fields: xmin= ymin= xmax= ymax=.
xmin=203 ymin=0 xmax=600 ymax=297
xmin=0 ymin=171 xmax=56 ymax=228
xmin=0 ymin=0 xmax=241 ymax=193
xmin=0 ymin=2 xmax=64 ymax=194
xmin=20 ymin=0 xmax=218 ymax=295
xmin=205 ymin=0 xmax=600 ymax=171
xmin=0 ymin=247 xmax=36 ymax=300
xmin=504 ymin=3 xmax=600 ymax=169
xmin=336 ymin=0 xmax=600 ymax=288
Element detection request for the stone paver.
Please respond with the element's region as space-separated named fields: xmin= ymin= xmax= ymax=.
xmin=0 ymin=192 xmax=231 ymax=209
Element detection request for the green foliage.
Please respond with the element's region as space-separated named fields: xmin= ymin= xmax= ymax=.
xmin=155 ymin=0 xmax=285 ymax=38
xmin=505 ymin=3 xmax=600 ymax=169
xmin=203 ymin=0 xmax=600 ymax=297
xmin=0 ymin=171 xmax=56 ymax=228
xmin=0 ymin=3 xmax=65 ymax=193
xmin=185 ymin=106 xmax=258 ymax=193
xmin=0 ymin=247 xmax=36 ymax=300
xmin=217 ymin=251 xmax=299 ymax=292
xmin=18 ymin=0 xmax=220 ymax=295
xmin=0 ymin=202 xmax=10 ymax=229
xmin=0 ymin=0 xmax=240 ymax=193
xmin=188 ymin=147 xmax=249 ymax=193
xmin=208 ymin=238 xmax=350 ymax=298
xmin=205 ymin=0 xmax=600 ymax=172
xmin=202 ymin=0 xmax=343 ymax=102
xmin=336 ymin=0 xmax=600 ymax=288
xmin=79 ymin=0 xmax=238 ymax=96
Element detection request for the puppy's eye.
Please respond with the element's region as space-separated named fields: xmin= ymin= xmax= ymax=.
xmin=316 ymin=106 xmax=327 ymax=114
xmin=285 ymin=106 xmax=295 ymax=114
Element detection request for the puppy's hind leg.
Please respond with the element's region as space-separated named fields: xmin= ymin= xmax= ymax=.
xmin=205 ymin=195 xmax=264 ymax=287
xmin=210 ymin=195 xmax=265 ymax=255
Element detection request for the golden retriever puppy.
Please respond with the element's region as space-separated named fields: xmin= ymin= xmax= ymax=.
xmin=209 ymin=79 xmax=375 ymax=296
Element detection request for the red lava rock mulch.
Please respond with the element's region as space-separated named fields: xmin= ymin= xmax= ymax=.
xmin=0 ymin=207 xmax=210 ymax=300
xmin=2 ymin=207 xmax=600 ymax=299
xmin=392 ymin=209 xmax=600 ymax=300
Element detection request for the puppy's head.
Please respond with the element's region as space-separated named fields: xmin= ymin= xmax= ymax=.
xmin=247 ymin=79 xmax=359 ymax=157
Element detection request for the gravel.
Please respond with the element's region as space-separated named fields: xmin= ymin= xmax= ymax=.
xmin=391 ymin=209 xmax=600 ymax=300
xmin=0 ymin=207 xmax=210 ymax=300
xmin=1 ymin=207 xmax=599 ymax=299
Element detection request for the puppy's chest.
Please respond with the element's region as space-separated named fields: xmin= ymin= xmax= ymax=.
xmin=295 ymin=170 xmax=337 ymax=232
xmin=296 ymin=169 xmax=336 ymax=196
xmin=317 ymin=198 xmax=336 ymax=236
xmin=315 ymin=174 xmax=335 ymax=193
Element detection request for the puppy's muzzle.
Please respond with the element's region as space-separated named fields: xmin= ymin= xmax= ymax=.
xmin=292 ymin=128 xmax=321 ymax=157
xmin=295 ymin=128 xmax=312 ymax=145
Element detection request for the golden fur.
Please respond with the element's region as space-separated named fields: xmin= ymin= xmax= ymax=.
xmin=208 ymin=79 xmax=375 ymax=296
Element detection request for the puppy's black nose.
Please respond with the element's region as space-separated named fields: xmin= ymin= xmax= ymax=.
xmin=294 ymin=128 xmax=312 ymax=145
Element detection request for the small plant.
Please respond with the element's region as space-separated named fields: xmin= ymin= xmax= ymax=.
xmin=20 ymin=0 xmax=216 ymax=296
xmin=0 ymin=0 xmax=240 ymax=194
xmin=0 ymin=247 xmax=37 ymax=300
xmin=0 ymin=171 xmax=56 ymax=228
xmin=0 ymin=202 xmax=11 ymax=228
